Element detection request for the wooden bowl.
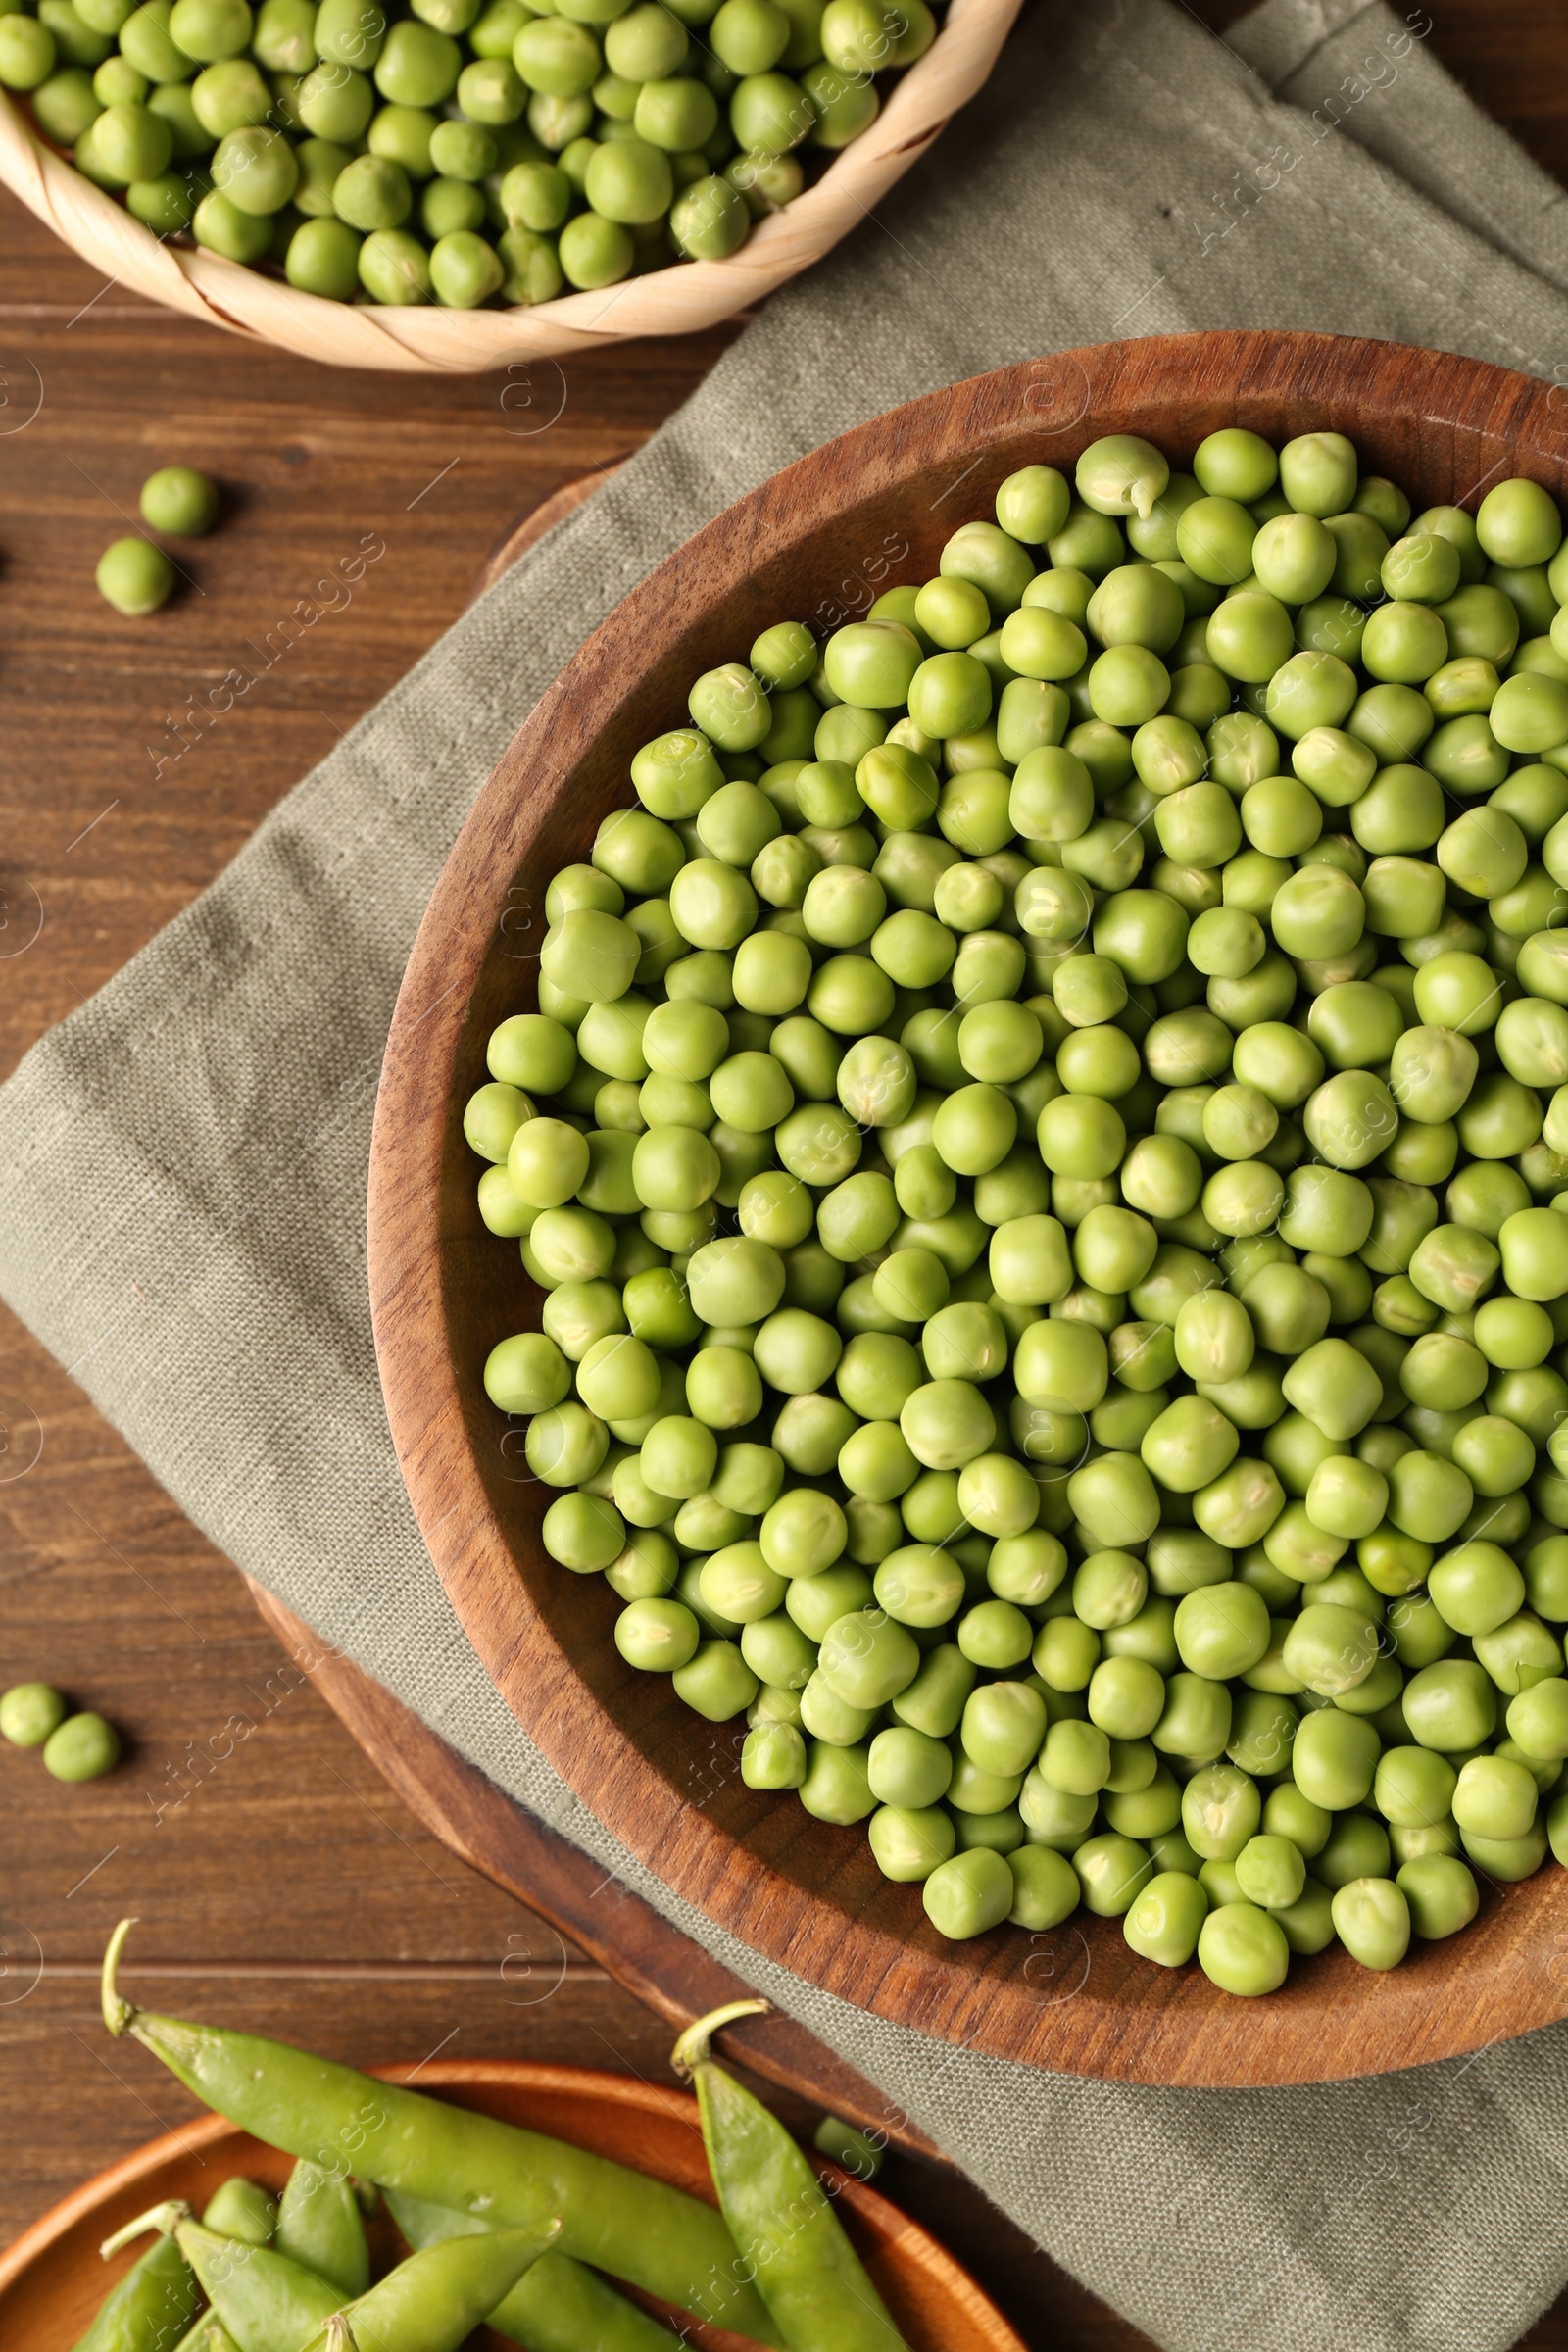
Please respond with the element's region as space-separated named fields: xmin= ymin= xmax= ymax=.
xmin=0 ymin=0 xmax=1016 ymax=374
xmin=0 ymin=2058 xmax=1022 ymax=2350
xmin=369 ymin=330 xmax=1568 ymax=2089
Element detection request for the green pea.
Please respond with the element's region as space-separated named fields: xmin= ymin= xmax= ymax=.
xmin=1197 ymin=1899 xmax=1289 ymax=1994
xmin=1280 ymin=1601 xmax=1381 ymax=1700
xmin=863 ymin=1802 xmax=951 ymax=1881
xmin=798 ymin=1739 xmax=876 ymax=1824
xmin=1309 ymin=1812 xmax=1392 ymax=1895
xmin=1303 ymin=1454 xmax=1388 ymax=1542
xmin=1173 ymin=1761 xmax=1256 ymax=1861
xmin=1424 ymin=1537 xmax=1523 ymax=1637
xmin=1330 ymin=1876 xmax=1410 ymax=1969
xmin=541 ymin=1490 xmax=624 ymax=1573
xmin=1083 ymin=643 xmax=1168 ymax=728
xmin=1447 ymin=1751 xmax=1538 ymax=1843
xmin=865 ymin=1536 xmax=959 ymax=1628
xmin=1182 ymin=431 xmax=1272 ymax=507
xmin=1505 ymin=1676 xmax=1568 ymax=1761
xmin=998 ymin=1844 xmax=1076 ymax=1931
xmin=1399 ymin=1656 xmax=1497 ymax=1750
xmin=1460 ymin=1819 xmax=1549 ymax=1880
xmin=1290 ymin=1706 xmax=1379 ymax=1810
xmin=742 ymin=1719 xmax=808 ymax=1788
xmin=0 ymin=12 xmax=59 ymax=81
xmin=996 ymin=679 xmax=1070 ymax=764
xmin=1477 ymin=475 xmax=1562 ymax=568
xmin=95 ymin=534 xmax=175 ymax=616
xmin=1396 ymin=1852 xmax=1479 ymax=1939
xmin=0 ymin=1682 xmax=69 ymax=1747
xmin=1229 ymin=1832 xmax=1303 ymax=1912
xmin=37 ymin=1710 xmax=120 ymax=1783
xmin=1253 ymin=1788 xmax=1326 ymax=1864
xmin=612 ymin=1592 xmax=699 ymax=1675
xmin=921 ymin=1846 xmax=1013 ymax=1938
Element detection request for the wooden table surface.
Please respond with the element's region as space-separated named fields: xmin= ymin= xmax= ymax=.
xmin=5 ymin=6 xmax=1568 ymax=2346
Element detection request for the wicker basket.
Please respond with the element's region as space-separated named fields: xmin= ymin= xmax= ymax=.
xmin=0 ymin=0 xmax=1018 ymax=372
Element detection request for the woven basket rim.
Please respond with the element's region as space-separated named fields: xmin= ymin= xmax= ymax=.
xmin=0 ymin=0 xmax=1020 ymax=370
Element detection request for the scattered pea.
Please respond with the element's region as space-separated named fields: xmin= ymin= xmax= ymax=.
xmin=0 ymin=1682 xmax=69 ymax=1747
xmin=139 ymin=464 xmax=220 ymax=535
xmin=42 ymin=1710 xmax=122 ymax=1782
xmin=96 ymin=534 xmax=175 ymax=615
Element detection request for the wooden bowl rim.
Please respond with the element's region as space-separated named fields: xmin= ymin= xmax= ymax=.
xmin=0 ymin=2057 xmax=1025 ymax=2351
xmin=368 ymin=329 xmax=1568 ymax=2088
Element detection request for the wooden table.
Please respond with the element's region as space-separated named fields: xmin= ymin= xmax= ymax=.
xmin=4 ymin=7 xmax=1568 ymax=2345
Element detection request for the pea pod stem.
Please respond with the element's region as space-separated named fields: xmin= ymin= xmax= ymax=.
xmin=74 ymin=2221 xmax=202 ymax=2352
xmin=100 ymin=1922 xmax=783 ymax=2347
xmin=101 ymin=2202 xmax=192 ymax=2261
xmin=669 ymin=1996 xmax=771 ymax=2075
xmin=673 ymin=2002 xmax=911 ymax=2352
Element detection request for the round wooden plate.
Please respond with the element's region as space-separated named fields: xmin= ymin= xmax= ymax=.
xmin=0 ymin=2058 xmax=1022 ymax=2351
xmin=368 ymin=330 xmax=1568 ymax=2089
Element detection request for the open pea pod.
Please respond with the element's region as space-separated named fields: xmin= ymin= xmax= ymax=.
xmin=73 ymin=2229 xmax=200 ymax=2352
xmin=101 ymin=1921 xmax=780 ymax=2347
xmin=297 ymin=2226 xmax=557 ymax=2352
xmin=672 ymin=2001 xmax=910 ymax=2352
xmin=382 ymin=2186 xmax=681 ymax=2352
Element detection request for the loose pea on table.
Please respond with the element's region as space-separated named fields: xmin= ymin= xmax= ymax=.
xmin=466 ymin=420 xmax=1568 ymax=1994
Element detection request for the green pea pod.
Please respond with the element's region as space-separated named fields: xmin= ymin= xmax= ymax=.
xmin=200 ymin=2180 xmax=277 ymax=2248
xmin=102 ymin=1922 xmax=780 ymax=2347
xmin=102 ymin=2206 xmax=346 ymax=2352
xmin=178 ymin=2220 xmax=348 ymax=2352
xmin=672 ymin=2002 xmax=909 ymax=2352
xmin=276 ymin=2159 xmax=371 ymax=2297
xmin=73 ymin=2230 xmax=200 ymax=2352
xmin=382 ymin=2186 xmax=681 ymax=2352
xmin=299 ymin=2225 xmax=558 ymax=2352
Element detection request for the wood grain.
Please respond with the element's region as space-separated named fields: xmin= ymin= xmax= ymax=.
xmin=0 ymin=2059 xmax=1025 ymax=2352
xmin=370 ymin=328 xmax=1568 ymax=2091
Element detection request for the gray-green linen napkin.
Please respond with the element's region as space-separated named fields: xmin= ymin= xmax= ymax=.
xmin=8 ymin=2 xmax=1568 ymax=2344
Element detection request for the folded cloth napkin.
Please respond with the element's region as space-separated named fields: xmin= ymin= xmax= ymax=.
xmin=9 ymin=1 xmax=1568 ymax=2343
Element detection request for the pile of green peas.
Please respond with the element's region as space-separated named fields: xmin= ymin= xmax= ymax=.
xmin=0 ymin=0 xmax=934 ymax=307
xmin=466 ymin=423 xmax=1568 ymax=1994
